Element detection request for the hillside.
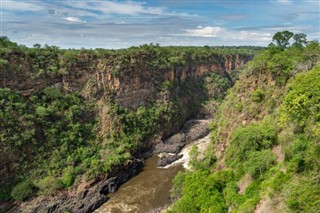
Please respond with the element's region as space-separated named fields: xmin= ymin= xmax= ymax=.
xmin=0 ymin=37 xmax=255 ymax=212
xmin=168 ymin=33 xmax=320 ymax=212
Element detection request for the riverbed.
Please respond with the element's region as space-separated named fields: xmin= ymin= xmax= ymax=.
xmin=94 ymin=155 xmax=182 ymax=213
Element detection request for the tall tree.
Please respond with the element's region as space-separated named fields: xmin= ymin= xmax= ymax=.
xmin=272 ymin=30 xmax=294 ymax=49
xmin=292 ymin=33 xmax=307 ymax=48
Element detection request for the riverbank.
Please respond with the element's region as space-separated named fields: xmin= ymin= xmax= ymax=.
xmin=5 ymin=116 xmax=211 ymax=213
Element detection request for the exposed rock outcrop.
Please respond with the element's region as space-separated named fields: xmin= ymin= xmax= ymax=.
xmin=8 ymin=159 xmax=144 ymax=213
xmin=182 ymin=119 xmax=210 ymax=141
xmin=157 ymin=154 xmax=183 ymax=167
xmin=154 ymin=133 xmax=186 ymax=154
xmin=0 ymin=52 xmax=252 ymax=110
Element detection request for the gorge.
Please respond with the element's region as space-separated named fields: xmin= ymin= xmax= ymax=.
xmin=1 ymin=35 xmax=319 ymax=212
xmin=0 ymin=39 xmax=254 ymax=212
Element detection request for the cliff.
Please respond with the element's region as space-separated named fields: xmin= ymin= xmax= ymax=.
xmin=0 ymin=48 xmax=251 ymax=108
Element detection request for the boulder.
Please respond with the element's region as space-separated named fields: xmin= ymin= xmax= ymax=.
xmin=182 ymin=120 xmax=210 ymax=141
xmin=153 ymin=133 xmax=186 ymax=154
xmin=157 ymin=154 xmax=183 ymax=167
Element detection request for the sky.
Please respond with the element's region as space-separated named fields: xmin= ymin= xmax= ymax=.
xmin=0 ymin=0 xmax=319 ymax=49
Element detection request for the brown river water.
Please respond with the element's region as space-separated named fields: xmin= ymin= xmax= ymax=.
xmin=94 ymin=155 xmax=183 ymax=213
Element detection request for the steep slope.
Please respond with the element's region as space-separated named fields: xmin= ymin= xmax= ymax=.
xmin=0 ymin=38 xmax=255 ymax=212
xmin=169 ymin=40 xmax=320 ymax=212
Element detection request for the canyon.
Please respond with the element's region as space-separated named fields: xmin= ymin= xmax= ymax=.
xmin=0 ymin=44 xmax=253 ymax=212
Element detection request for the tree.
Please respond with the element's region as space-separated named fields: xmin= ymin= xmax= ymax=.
xmin=272 ymin=30 xmax=294 ymax=49
xmin=0 ymin=36 xmax=18 ymax=48
xmin=292 ymin=33 xmax=307 ymax=48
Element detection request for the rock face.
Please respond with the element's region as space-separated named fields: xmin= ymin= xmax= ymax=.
xmin=182 ymin=120 xmax=210 ymax=141
xmin=0 ymin=52 xmax=252 ymax=110
xmin=9 ymin=159 xmax=144 ymax=213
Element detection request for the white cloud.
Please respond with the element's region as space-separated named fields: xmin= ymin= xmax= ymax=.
xmin=276 ymin=0 xmax=291 ymax=4
xmin=63 ymin=17 xmax=86 ymax=23
xmin=174 ymin=26 xmax=273 ymax=44
xmin=70 ymin=1 xmax=165 ymax=16
xmin=182 ymin=26 xmax=224 ymax=37
xmin=231 ymin=31 xmax=272 ymax=41
xmin=2 ymin=0 xmax=44 ymax=11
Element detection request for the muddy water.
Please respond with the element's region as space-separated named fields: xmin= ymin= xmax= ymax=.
xmin=95 ymin=155 xmax=183 ymax=213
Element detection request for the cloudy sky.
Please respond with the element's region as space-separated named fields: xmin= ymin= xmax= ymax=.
xmin=1 ymin=0 xmax=319 ymax=49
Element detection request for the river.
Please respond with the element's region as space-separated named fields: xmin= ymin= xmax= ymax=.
xmin=95 ymin=123 xmax=211 ymax=213
xmin=94 ymin=155 xmax=182 ymax=213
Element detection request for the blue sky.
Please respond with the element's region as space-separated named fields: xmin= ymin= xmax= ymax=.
xmin=1 ymin=0 xmax=319 ymax=49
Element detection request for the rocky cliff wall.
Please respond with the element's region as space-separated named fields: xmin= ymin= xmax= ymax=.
xmin=0 ymin=51 xmax=252 ymax=109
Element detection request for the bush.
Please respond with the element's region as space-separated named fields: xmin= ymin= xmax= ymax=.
xmin=62 ymin=167 xmax=75 ymax=188
xmin=251 ymin=87 xmax=265 ymax=103
xmin=280 ymin=66 xmax=320 ymax=133
xmin=11 ymin=181 xmax=34 ymax=201
xmin=223 ymin=182 xmax=244 ymax=208
xmin=286 ymin=176 xmax=320 ymax=212
xmin=36 ymin=176 xmax=63 ymax=195
xmin=169 ymin=171 xmax=227 ymax=213
xmin=244 ymin=150 xmax=277 ymax=178
xmin=171 ymin=171 xmax=187 ymax=199
xmin=226 ymin=122 xmax=277 ymax=167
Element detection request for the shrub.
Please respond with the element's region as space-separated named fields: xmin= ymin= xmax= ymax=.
xmin=244 ymin=150 xmax=277 ymax=178
xmin=171 ymin=171 xmax=187 ymax=199
xmin=226 ymin=123 xmax=277 ymax=167
xmin=62 ymin=167 xmax=75 ymax=188
xmin=223 ymin=181 xmax=244 ymax=208
xmin=11 ymin=181 xmax=34 ymax=201
xmin=286 ymin=176 xmax=320 ymax=212
xmin=169 ymin=171 xmax=227 ymax=213
xmin=280 ymin=66 xmax=320 ymax=133
xmin=36 ymin=176 xmax=63 ymax=195
xmin=251 ymin=87 xmax=265 ymax=103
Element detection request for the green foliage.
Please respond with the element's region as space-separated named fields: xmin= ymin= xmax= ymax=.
xmin=171 ymin=171 xmax=187 ymax=199
xmin=244 ymin=150 xmax=277 ymax=178
xmin=11 ymin=181 xmax=34 ymax=201
xmin=189 ymin=145 xmax=201 ymax=170
xmin=113 ymin=102 xmax=179 ymax=150
xmin=251 ymin=86 xmax=265 ymax=102
xmin=160 ymin=80 xmax=175 ymax=90
xmin=271 ymin=30 xmax=294 ymax=49
xmin=36 ymin=176 xmax=63 ymax=195
xmin=0 ymin=36 xmax=18 ymax=48
xmin=0 ymin=183 xmax=15 ymax=201
xmin=61 ymin=167 xmax=75 ymax=188
xmin=205 ymin=73 xmax=232 ymax=101
xmin=169 ymin=171 xmax=227 ymax=213
xmin=0 ymin=88 xmax=35 ymax=149
xmin=111 ymin=68 xmax=120 ymax=77
xmin=292 ymin=33 xmax=307 ymax=48
xmin=223 ymin=182 xmax=243 ymax=208
xmin=286 ymin=176 xmax=320 ymax=212
xmin=226 ymin=122 xmax=277 ymax=167
xmin=280 ymin=66 xmax=320 ymax=134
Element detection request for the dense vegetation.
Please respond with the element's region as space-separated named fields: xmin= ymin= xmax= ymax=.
xmin=169 ymin=31 xmax=320 ymax=212
xmin=0 ymin=36 xmax=256 ymax=208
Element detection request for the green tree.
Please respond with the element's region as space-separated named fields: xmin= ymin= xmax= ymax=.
xmin=272 ymin=30 xmax=294 ymax=49
xmin=292 ymin=33 xmax=307 ymax=48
